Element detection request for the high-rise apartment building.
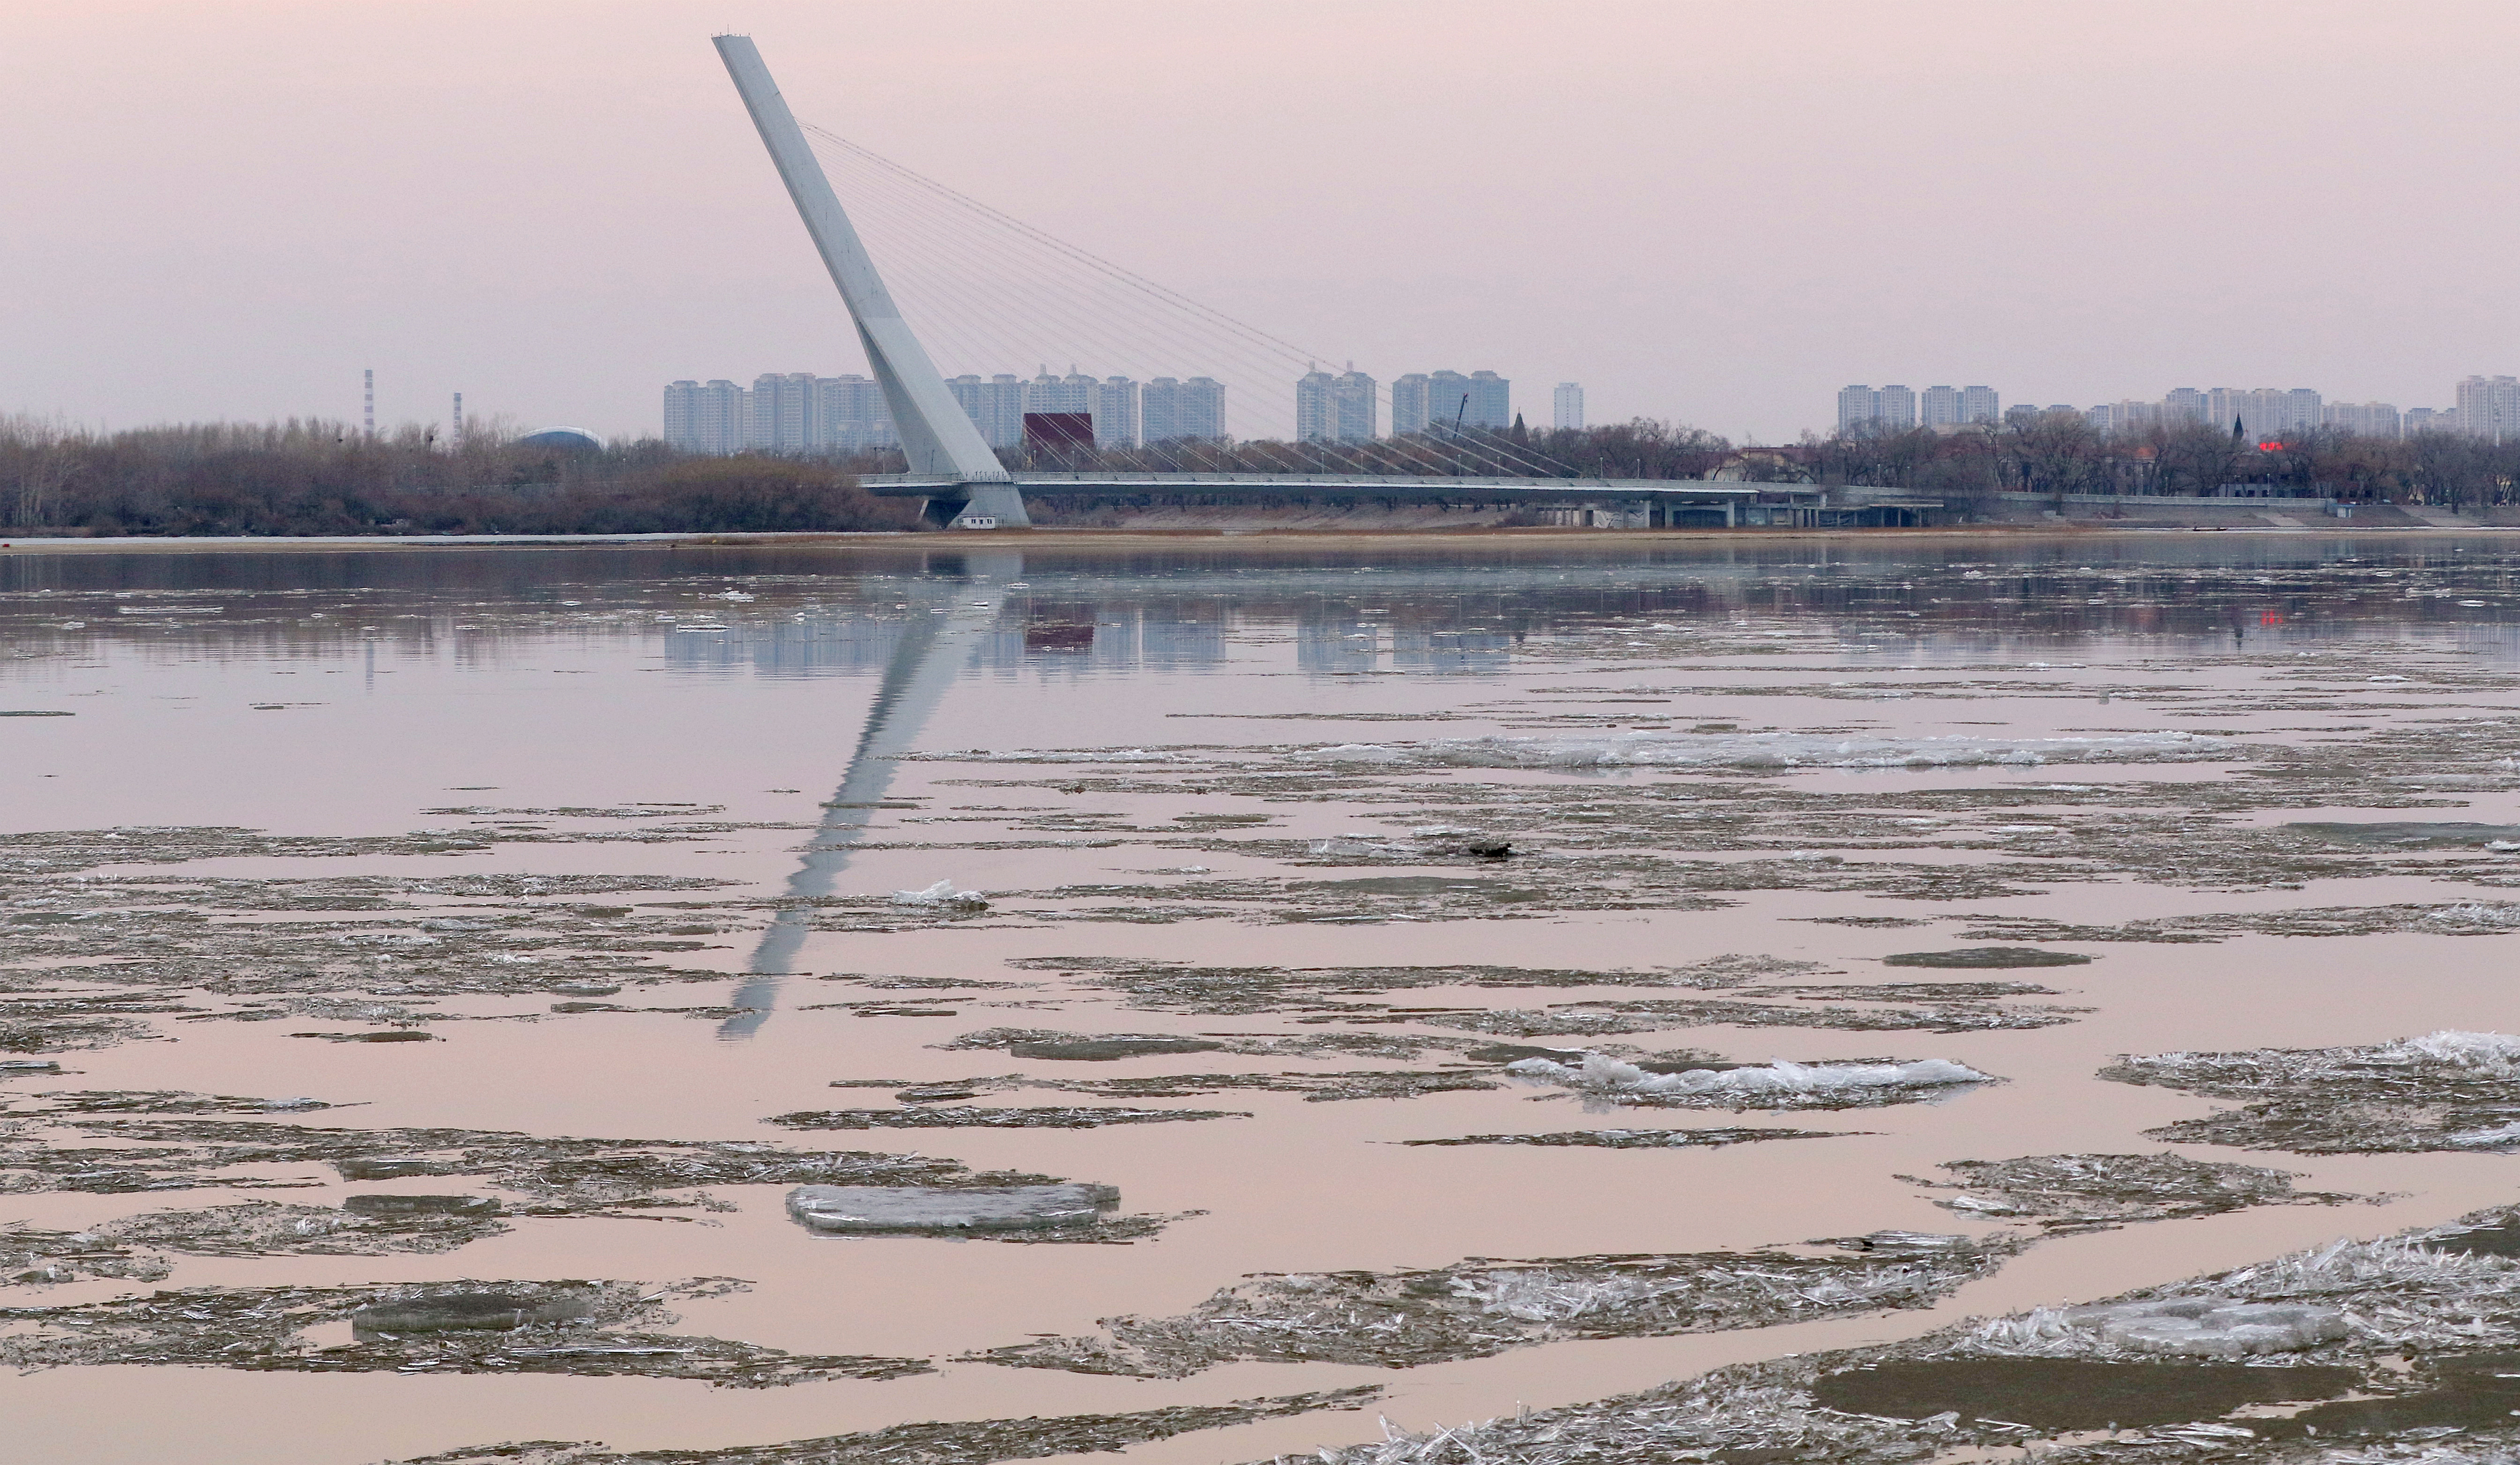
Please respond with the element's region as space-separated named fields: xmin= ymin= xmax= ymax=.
xmin=2456 ymin=375 xmax=2520 ymax=442
xmin=2406 ymin=407 xmax=2458 ymax=435
xmin=1333 ymin=369 xmax=1377 ymax=443
xmin=664 ymin=380 xmax=696 ymax=447
xmin=1181 ymin=377 xmax=1227 ymax=440
xmin=1094 ymin=376 xmax=1139 ymax=449
xmin=1025 ymin=368 xmax=1094 ymax=417
xmin=1922 ymin=386 xmax=1962 ymax=428
xmin=1391 ymin=374 xmax=1431 ymax=435
xmin=663 ymin=379 xmax=747 ymax=454
xmin=946 ymin=374 xmax=1027 ymax=449
xmin=2162 ymin=388 xmax=2208 ymax=426
xmin=1835 ymin=385 xmax=1918 ymax=431
xmin=1396 ymin=370 xmax=1509 ymax=431
xmin=1295 ymin=369 xmax=1338 ymax=442
xmin=2322 ymin=402 xmax=2401 ymax=438
xmin=1553 ymin=382 xmax=1583 ymax=431
xmin=2204 ymin=387 xmax=2314 ymax=442
xmin=1142 ymin=376 xmax=1227 ymax=444
xmin=2094 ymin=400 xmax=2163 ymax=433
xmin=1960 ymin=386 xmax=2000 ymax=424
xmin=812 ymin=374 xmax=896 ymax=452
xmin=746 ymin=372 xmax=815 ymax=452
xmin=1427 ymin=371 xmax=1472 ymax=429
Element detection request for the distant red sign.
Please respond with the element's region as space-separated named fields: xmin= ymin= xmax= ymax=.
xmin=1024 ymin=412 xmax=1094 ymax=454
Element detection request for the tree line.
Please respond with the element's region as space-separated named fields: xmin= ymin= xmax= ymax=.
xmin=0 ymin=418 xmax=916 ymax=536
xmin=15 ymin=410 xmax=2501 ymax=537
xmin=1803 ymin=416 xmax=2520 ymax=508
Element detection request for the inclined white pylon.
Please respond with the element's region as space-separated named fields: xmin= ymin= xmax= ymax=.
xmin=714 ymin=34 xmax=1029 ymax=528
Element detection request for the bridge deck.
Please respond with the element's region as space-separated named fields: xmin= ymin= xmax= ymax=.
xmin=863 ymin=472 xmax=1784 ymax=501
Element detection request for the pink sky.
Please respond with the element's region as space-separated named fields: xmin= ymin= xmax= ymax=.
xmin=4 ymin=0 xmax=2515 ymax=443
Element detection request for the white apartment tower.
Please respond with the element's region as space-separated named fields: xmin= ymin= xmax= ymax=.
xmin=1094 ymin=376 xmax=1139 ymax=449
xmin=1333 ymin=369 xmax=1377 ymax=443
xmin=1295 ymin=369 xmax=1338 ymax=443
xmin=1922 ymin=386 xmax=1963 ymax=428
xmin=1391 ymin=374 xmax=1432 ymax=434
xmin=1552 ymin=382 xmax=1583 ymax=431
xmin=746 ymin=372 xmax=814 ymax=451
xmin=945 ymin=374 xmax=1027 ymax=449
xmin=1142 ymin=377 xmax=1226 ymax=444
xmin=2456 ymin=375 xmax=2520 ymax=442
xmin=663 ymin=379 xmax=747 ymax=454
xmin=1960 ymin=386 xmax=1999 ymax=424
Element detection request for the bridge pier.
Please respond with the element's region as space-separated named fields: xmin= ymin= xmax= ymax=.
xmin=919 ymin=482 xmax=1033 ymax=529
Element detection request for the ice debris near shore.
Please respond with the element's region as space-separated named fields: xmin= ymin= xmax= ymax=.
xmin=1289 ymin=1204 xmax=2520 ymax=1465
xmin=1909 ymin=1152 xmax=2363 ymax=1232
xmin=2104 ymin=1030 xmax=2520 ymax=1153
xmin=890 ymin=879 xmax=987 ymax=909
xmin=976 ymin=1232 xmax=2022 ymax=1378
xmin=1505 ymin=1051 xmax=1994 ymax=1111
xmin=1303 ymin=728 xmax=2234 ymax=772
xmin=2059 ymin=1297 xmax=2350 ymax=1358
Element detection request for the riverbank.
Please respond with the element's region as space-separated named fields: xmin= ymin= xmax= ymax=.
xmin=2 ymin=520 xmax=2514 ymax=555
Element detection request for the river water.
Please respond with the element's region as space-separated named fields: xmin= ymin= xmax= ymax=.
xmin=5 ymin=533 xmax=2520 ymax=1463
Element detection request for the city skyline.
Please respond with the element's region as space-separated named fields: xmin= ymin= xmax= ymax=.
xmin=665 ymin=367 xmax=1233 ymax=455
xmin=7 ymin=4 xmax=2512 ymax=446
xmin=1835 ymin=375 xmax=2520 ymax=443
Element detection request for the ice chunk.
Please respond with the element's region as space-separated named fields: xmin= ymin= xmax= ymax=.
xmin=1338 ymin=729 xmax=2236 ymax=773
xmin=2066 ymin=1297 xmax=2349 ymax=1357
xmin=1308 ymin=744 xmax=1404 ymax=763
xmin=1507 ymin=1051 xmax=1992 ymax=1101
xmin=890 ymin=879 xmax=987 ymax=909
xmin=2390 ymin=1030 xmax=2520 ymax=1071
xmin=350 ymin=1290 xmax=592 ymax=1336
xmin=786 ymin=1183 xmax=1119 ymax=1234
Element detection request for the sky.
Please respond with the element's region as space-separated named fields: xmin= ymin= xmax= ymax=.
xmin=4 ymin=0 xmax=2516 ymax=445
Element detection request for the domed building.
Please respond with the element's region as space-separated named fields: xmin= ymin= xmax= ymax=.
xmin=517 ymin=426 xmax=603 ymax=452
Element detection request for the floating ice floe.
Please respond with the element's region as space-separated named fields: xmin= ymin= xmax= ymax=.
xmin=890 ymin=879 xmax=988 ymax=909
xmin=786 ymin=1183 xmax=1118 ymax=1234
xmin=2062 ymin=1297 xmax=2350 ymax=1357
xmin=1506 ymin=1051 xmax=1993 ymax=1107
xmin=2108 ymin=1031 xmax=2520 ymax=1152
xmin=1304 ymin=729 xmax=2236 ymax=772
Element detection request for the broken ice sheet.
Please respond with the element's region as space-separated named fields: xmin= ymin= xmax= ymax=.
xmin=766 ymin=1106 xmax=1244 ymax=1130
xmin=2103 ymin=1030 xmax=2520 ymax=1153
xmin=1504 ymin=1051 xmax=1997 ymax=1110
xmin=1000 ymin=952 xmax=1837 ymax=1016
xmin=1301 ymin=728 xmax=2241 ymax=772
xmin=381 ymin=1387 xmax=1380 ymax=1465
xmin=1905 ymin=1152 xmax=2367 ymax=1232
xmin=0 ymin=1278 xmax=927 ymax=1385
xmin=1399 ymin=1126 xmax=1850 ymax=1149
xmin=1296 ymin=1202 xmax=2520 ymax=1465
xmin=1419 ymin=990 xmax=2081 ymax=1038
xmin=974 ymin=1231 xmax=2024 ymax=1379
xmin=0 ymin=1101 xmax=1080 ymax=1214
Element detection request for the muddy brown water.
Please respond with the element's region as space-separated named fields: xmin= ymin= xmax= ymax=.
xmin=7 ymin=534 xmax=2520 ymax=1462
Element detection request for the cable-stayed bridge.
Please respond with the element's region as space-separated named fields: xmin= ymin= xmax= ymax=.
xmin=713 ymin=36 xmax=1912 ymax=530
